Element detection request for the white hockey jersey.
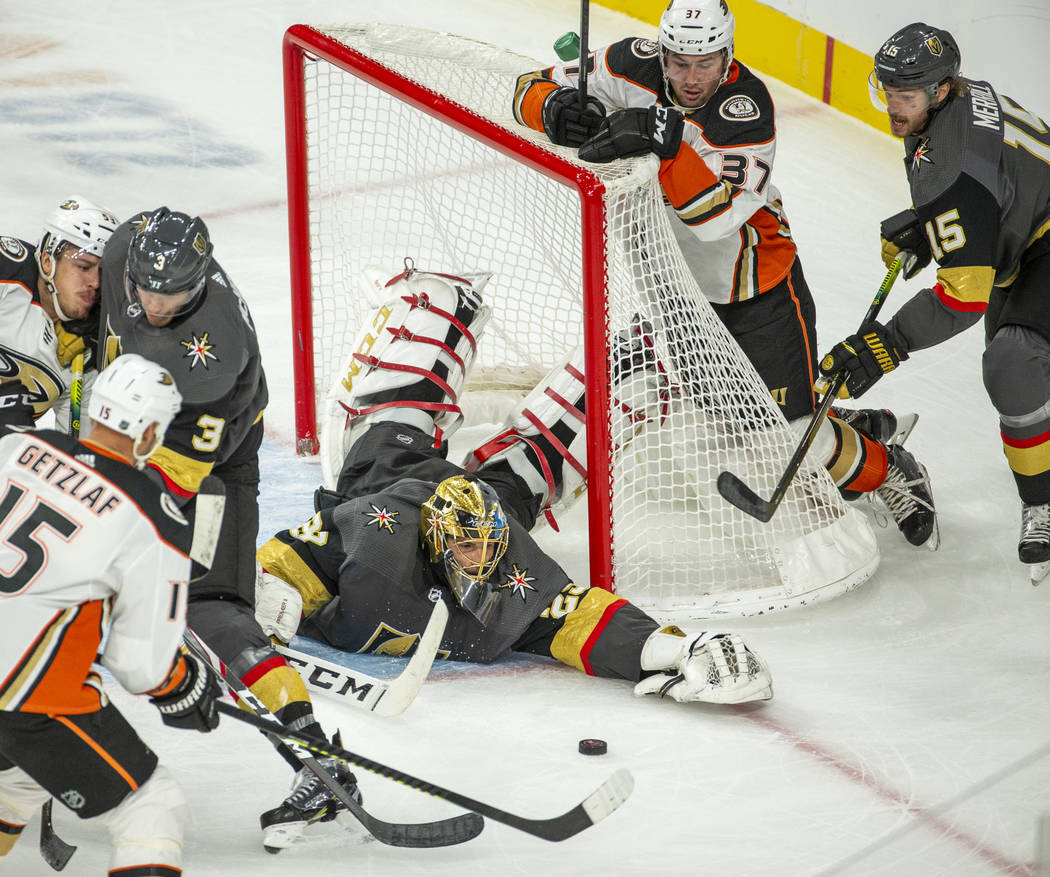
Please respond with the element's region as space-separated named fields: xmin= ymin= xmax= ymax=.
xmin=514 ymin=39 xmax=798 ymax=304
xmin=0 ymin=426 xmax=192 ymax=714
xmin=0 ymin=237 xmax=78 ymax=432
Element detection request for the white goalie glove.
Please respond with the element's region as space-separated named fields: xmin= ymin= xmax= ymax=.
xmin=254 ymin=563 xmax=303 ymax=644
xmin=634 ymin=627 xmax=773 ymax=705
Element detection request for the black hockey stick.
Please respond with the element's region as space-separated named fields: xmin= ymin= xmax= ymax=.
xmin=578 ymin=0 xmax=590 ymax=110
xmin=183 ymin=629 xmax=482 ymax=849
xmin=717 ymin=256 xmax=903 ymax=522
xmin=39 ymin=799 xmax=76 ymax=871
xmin=214 ymin=700 xmax=633 ymax=842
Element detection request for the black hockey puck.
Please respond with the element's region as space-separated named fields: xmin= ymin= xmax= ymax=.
xmin=578 ymin=738 xmax=608 ymax=756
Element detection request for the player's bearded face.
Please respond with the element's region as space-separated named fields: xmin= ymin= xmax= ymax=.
xmin=53 ymin=251 xmax=101 ymax=320
xmin=662 ymin=50 xmax=726 ymax=108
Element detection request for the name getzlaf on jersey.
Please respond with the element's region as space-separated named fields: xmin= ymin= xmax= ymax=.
xmin=0 ymin=426 xmax=191 ymax=715
xmin=0 ymin=237 xmax=73 ymax=430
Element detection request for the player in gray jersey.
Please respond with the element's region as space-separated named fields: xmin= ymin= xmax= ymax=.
xmin=819 ymin=23 xmax=1050 ymax=575
xmin=97 ymin=208 xmax=358 ymax=851
xmin=256 ymin=264 xmax=773 ymax=716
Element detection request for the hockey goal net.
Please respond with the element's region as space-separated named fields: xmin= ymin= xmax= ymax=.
xmin=283 ymin=22 xmax=878 ymax=617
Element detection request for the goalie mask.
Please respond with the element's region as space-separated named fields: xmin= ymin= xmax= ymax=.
xmin=420 ymin=475 xmax=509 ymax=624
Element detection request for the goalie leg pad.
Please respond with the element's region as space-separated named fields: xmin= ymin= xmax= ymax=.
xmin=465 ymin=345 xmax=588 ymax=522
xmin=320 ymin=266 xmax=491 ymax=488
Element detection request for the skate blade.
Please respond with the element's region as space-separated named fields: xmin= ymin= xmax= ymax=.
xmin=888 ymin=412 xmax=918 ymax=446
xmin=1028 ymin=561 xmax=1050 ymax=586
xmin=263 ymin=821 xmax=307 ymax=854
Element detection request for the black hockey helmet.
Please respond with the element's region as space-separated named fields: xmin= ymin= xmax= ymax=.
xmin=125 ymin=208 xmax=213 ymax=321
xmin=873 ymin=23 xmax=961 ymax=90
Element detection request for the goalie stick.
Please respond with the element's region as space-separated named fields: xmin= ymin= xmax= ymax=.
xmin=182 ymin=627 xmax=482 ymax=849
xmin=717 ymin=256 xmax=903 ymax=522
xmin=214 ymin=700 xmax=633 ymax=842
xmin=274 ymin=598 xmax=447 ymax=716
xmin=37 ymin=475 xmax=226 ymax=870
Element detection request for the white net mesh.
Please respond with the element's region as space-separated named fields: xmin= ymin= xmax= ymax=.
xmin=289 ymin=23 xmax=878 ymax=616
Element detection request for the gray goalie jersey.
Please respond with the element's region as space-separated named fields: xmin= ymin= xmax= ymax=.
xmin=257 ymin=478 xmax=659 ymax=680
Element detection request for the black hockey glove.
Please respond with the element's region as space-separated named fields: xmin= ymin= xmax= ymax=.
xmin=149 ymin=649 xmax=221 ymax=733
xmin=578 ymin=105 xmax=684 ymax=163
xmin=880 ymin=208 xmax=931 ymax=280
xmin=542 ymin=86 xmax=607 ymax=147
xmin=818 ymin=322 xmax=908 ymax=399
xmin=0 ymin=381 xmax=34 ymax=428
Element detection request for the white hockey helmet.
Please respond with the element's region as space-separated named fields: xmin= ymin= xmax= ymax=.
xmin=659 ymin=0 xmax=736 ymax=61
xmin=88 ymin=354 xmax=182 ymax=468
xmin=38 ymin=196 xmax=118 ymax=262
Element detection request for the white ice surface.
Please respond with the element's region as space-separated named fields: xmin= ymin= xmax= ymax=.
xmin=3 ymin=2 xmax=1049 ymax=875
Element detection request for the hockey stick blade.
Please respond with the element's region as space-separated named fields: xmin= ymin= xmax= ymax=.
xmin=215 ymin=701 xmax=633 ymax=842
xmin=716 ymin=257 xmax=903 ymax=523
xmin=39 ymin=799 xmax=76 ymax=871
xmin=276 ymin=599 xmax=448 ymax=716
xmin=716 ymin=470 xmax=776 ymax=522
xmin=183 ymin=628 xmax=480 ymax=848
xmin=190 ymin=475 xmax=225 ymax=572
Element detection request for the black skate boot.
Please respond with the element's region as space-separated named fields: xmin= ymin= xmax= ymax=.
xmin=873 ymin=444 xmax=938 ymax=548
xmin=259 ymin=754 xmax=362 ymax=853
xmin=1018 ymin=502 xmax=1050 ymax=563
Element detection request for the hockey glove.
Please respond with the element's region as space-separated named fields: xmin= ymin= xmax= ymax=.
xmin=880 ymin=208 xmax=931 ymax=280
xmin=55 ymin=300 xmax=101 ymax=369
xmin=633 ymin=627 xmax=773 ymax=705
xmin=0 ymin=381 xmax=34 ymax=428
xmin=818 ymin=321 xmax=908 ymax=399
xmin=542 ymin=86 xmax=607 ymax=147
xmin=254 ymin=563 xmax=304 ymax=644
xmin=149 ymin=649 xmax=221 ymax=732
xmin=578 ymin=105 xmax=684 ymax=163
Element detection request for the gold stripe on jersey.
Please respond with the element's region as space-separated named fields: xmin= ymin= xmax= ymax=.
xmin=148 ymin=444 xmax=214 ymax=496
xmin=550 ymin=587 xmax=625 ymax=673
xmin=0 ymin=607 xmax=76 ymax=710
xmin=256 ymin=536 xmax=334 ymax=615
xmin=935 ymin=265 xmax=995 ymax=310
xmin=1003 ymin=434 xmax=1050 ymax=477
xmin=513 ymin=71 xmax=555 ymax=128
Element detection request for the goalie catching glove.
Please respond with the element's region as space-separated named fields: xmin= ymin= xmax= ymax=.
xmin=881 ymin=208 xmax=931 ymax=280
xmin=148 ymin=648 xmax=221 ymax=732
xmin=818 ymin=322 xmax=908 ymax=399
xmin=578 ymin=105 xmax=684 ymax=163
xmin=542 ymin=86 xmax=607 ymax=147
xmin=634 ymin=627 xmax=772 ymax=705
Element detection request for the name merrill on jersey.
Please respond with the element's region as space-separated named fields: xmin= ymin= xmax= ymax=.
xmin=14 ymin=442 xmax=123 ymax=516
xmin=970 ymin=83 xmax=1002 ymax=130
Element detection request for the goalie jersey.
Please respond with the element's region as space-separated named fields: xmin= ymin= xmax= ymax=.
xmin=0 ymin=425 xmax=191 ymax=715
xmin=514 ymin=38 xmax=797 ymax=304
xmin=0 ymin=238 xmax=76 ymax=431
xmin=257 ymin=478 xmax=660 ymax=681
xmin=97 ymin=212 xmax=268 ymax=500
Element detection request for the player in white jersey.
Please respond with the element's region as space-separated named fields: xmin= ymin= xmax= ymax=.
xmin=513 ymin=0 xmax=937 ymax=546
xmin=0 ymin=354 xmax=221 ymax=876
xmin=0 ymin=197 xmax=118 ymax=433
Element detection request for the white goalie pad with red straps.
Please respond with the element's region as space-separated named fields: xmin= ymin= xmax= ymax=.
xmin=319 ymin=263 xmax=491 ymax=488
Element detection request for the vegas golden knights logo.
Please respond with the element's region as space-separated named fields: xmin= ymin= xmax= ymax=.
xmin=925 ymin=36 xmax=943 ymax=56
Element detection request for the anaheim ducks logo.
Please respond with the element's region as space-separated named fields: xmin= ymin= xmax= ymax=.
xmin=631 ymin=38 xmax=659 ymax=58
xmin=0 ymin=237 xmax=27 ymax=261
xmin=0 ymin=349 xmax=62 ymax=415
xmin=719 ymin=95 xmax=760 ymax=121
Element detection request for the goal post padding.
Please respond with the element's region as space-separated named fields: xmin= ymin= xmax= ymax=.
xmin=283 ymin=22 xmax=879 ymax=617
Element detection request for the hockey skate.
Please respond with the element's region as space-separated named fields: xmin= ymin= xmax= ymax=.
xmin=260 ymin=756 xmax=363 ymax=853
xmin=869 ymin=443 xmax=938 ymax=549
xmin=1018 ymin=502 xmax=1050 ymax=585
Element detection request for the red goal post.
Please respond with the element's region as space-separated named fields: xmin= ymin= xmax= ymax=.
xmin=282 ymin=22 xmax=879 ymax=617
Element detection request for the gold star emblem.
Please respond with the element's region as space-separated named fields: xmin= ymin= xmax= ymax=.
xmin=499 ymin=565 xmax=536 ymax=601
xmin=364 ymin=504 xmax=399 ymax=534
xmin=180 ymin=332 xmax=218 ymax=369
xmin=911 ymin=138 xmax=933 ymax=172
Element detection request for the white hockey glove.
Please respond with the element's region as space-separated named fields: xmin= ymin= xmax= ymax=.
xmin=254 ymin=563 xmax=303 ymax=644
xmin=633 ymin=627 xmax=773 ymax=705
